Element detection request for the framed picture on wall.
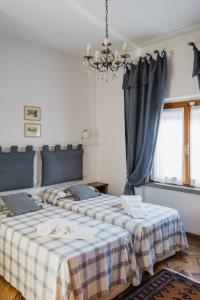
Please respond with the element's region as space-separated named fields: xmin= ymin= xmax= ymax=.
xmin=24 ymin=123 xmax=41 ymax=137
xmin=24 ymin=106 xmax=41 ymax=121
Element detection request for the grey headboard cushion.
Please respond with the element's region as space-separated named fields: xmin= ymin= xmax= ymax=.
xmin=0 ymin=146 xmax=35 ymax=192
xmin=41 ymin=144 xmax=84 ymax=186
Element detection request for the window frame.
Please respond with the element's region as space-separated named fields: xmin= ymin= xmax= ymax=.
xmin=152 ymin=99 xmax=200 ymax=187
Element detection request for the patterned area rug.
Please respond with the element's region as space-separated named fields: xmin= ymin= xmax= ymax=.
xmin=116 ymin=268 xmax=200 ymax=300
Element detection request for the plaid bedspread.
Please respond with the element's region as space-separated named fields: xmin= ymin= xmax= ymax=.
xmin=0 ymin=204 xmax=136 ymax=300
xmin=43 ymin=190 xmax=188 ymax=275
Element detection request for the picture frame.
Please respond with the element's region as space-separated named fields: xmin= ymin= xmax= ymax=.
xmin=24 ymin=123 xmax=41 ymax=137
xmin=24 ymin=106 xmax=41 ymax=121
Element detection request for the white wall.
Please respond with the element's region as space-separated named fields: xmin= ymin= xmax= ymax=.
xmin=143 ymin=186 xmax=200 ymax=235
xmin=137 ymin=29 xmax=200 ymax=99
xmin=0 ymin=35 xmax=97 ymax=181
xmin=96 ymin=28 xmax=200 ymax=233
xmin=96 ymin=71 xmax=125 ymax=195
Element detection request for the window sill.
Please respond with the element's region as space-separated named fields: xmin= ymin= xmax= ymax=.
xmin=144 ymin=182 xmax=200 ymax=195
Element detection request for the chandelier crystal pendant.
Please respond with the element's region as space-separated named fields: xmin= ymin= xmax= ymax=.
xmin=83 ymin=0 xmax=131 ymax=81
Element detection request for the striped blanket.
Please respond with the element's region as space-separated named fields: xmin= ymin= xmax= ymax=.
xmin=43 ymin=189 xmax=188 ymax=275
xmin=0 ymin=204 xmax=136 ymax=300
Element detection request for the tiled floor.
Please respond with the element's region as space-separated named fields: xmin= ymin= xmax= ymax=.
xmin=0 ymin=235 xmax=200 ymax=300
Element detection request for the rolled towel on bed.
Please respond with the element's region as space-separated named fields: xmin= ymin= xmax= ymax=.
xmin=120 ymin=195 xmax=146 ymax=219
xmin=55 ymin=221 xmax=78 ymax=234
xmin=37 ymin=218 xmax=61 ymax=235
xmin=55 ymin=220 xmax=98 ymax=238
xmin=37 ymin=219 xmax=98 ymax=239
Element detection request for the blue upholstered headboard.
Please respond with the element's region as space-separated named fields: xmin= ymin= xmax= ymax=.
xmin=41 ymin=144 xmax=84 ymax=186
xmin=0 ymin=146 xmax=35 ymax=192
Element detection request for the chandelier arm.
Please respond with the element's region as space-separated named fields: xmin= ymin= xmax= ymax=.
xmin=100 ymin=56 xmax=107 ymax=69
xmin=121 ymin=62 xmax=129 ymax=69
xmin=88 ymin=60 xmax=100 ymax=70
xmin=115 ymin=62 xmax=125 ymax=69
xmin=108 ymin=62 xmax=115 ymax=71
xmin=96 ymin=65 xmax=106 ymax=72
xmin=112 ymin=60 xmax=128 ymax=71
xmin=110 ymin=56 xmax=116 ymax=68
xmin=88 ymin=60 xmax=106 ymax=72
xmin=109 ymin=54 xmax=120 ymax=71
xmin=117 ymin=57 xmax=127 ymax=67
xmin=110 ymin=53 xmax=115 ymax=63
xmin=100 ymin=56 xmax=105 ymax=64
xmin=110 ymin=64 xmax=119 ymax=72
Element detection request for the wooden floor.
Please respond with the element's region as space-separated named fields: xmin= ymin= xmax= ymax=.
xmin=0 ymin=235 xmax=200 ymax=300
xmin=154 ymin=234 xmax=200 ymax=281
xmin=0 ymin=277 xmax=24 ymax=300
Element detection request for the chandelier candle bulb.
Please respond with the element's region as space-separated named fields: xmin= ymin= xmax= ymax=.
xmin=122 ymin=42 xmax=127 ymax=53
xmin=114 ymin=51 xmax=119 ymax=60
xmin=104 ymin=37 xmax=109 ymax=48
xmin=95 ymin=51 xmax=99 ymax=62
xmin=86 ymin=43 xmax=91 ymax=56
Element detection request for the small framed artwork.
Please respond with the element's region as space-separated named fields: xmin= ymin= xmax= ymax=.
xmin=24 ymin=106 xmax=41 ymax=121
xmin=24 ymin=123 xmax=41 ymax=137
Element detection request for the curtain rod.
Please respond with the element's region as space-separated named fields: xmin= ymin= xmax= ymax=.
xmin=165 ymin=41 xmax=200 ymax=53
xmin=131 ymin=41 xmax=200 ymax=61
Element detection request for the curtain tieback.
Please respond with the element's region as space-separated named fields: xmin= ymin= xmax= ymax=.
xmin=126 ymin=178 xmax=132 ymax=187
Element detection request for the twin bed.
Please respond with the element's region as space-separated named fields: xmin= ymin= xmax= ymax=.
xmin=0 ymin=205 xmax=134 ymax=300
xmin=0 ymin=144 xmax=188 ymax=300
xmin=43 ymin=190 xmax=187 ymax=276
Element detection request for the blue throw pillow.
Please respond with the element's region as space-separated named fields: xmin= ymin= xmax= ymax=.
xmin=65 ymin=184 xmax=100 ymax=201
xmin=2 ymin=193 xmax=42 ymax=216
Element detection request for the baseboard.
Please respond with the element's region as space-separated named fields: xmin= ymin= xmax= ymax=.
xmin=186 ymin=232 xmax=200 ymax=239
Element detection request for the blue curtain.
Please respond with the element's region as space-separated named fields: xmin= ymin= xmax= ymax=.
xmin=122 ymin=51 xmax=167 ymax=195
xmin=190 ymin=43 xmax=200 ymax=89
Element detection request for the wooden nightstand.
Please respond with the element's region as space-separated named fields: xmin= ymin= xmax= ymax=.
xmin=87 ymin=182 xmax=108 ymax=194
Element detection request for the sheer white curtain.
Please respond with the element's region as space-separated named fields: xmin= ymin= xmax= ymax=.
xmin=152 ymin=108 xmax=184 ymax=185
xmin=190 ymin=106 xmax=200 ymax=187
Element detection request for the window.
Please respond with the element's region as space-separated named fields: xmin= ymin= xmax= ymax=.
xmin=152 ymin=100 xmax=200 ymax=188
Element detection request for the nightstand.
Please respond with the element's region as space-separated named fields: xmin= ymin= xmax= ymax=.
xmin=87 ymin=182 xmax=108 ymax=194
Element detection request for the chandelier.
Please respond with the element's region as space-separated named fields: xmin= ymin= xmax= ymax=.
xmin=83 ymin=0 xmax=131 ymax=81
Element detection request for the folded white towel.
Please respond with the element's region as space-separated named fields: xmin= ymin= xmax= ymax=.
xmin=37 ymin=219 xmax=98 ymax=240
xmin=56 ymin=221 xmax=97 ymax=235
xmin=48 ymin=232 xmax=95 ymax=240
xmin=121 ymin=195 xmax=142 ymax=203
xmin=120 ymin=195 xmax=146 ymax=219
xmin=37 ymin=218 xmax=61 ymax=235
xmin=55 ymin=221 xmax=79 ymax=234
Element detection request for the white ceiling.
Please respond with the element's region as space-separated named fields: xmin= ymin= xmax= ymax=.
xmin=0 ymin=0 xmax=200 ymax=56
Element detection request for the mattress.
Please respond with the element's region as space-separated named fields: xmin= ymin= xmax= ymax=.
xmin=43 ymin=190 xmax=188 ymax=276
xmin=0 ymin=204 xmax=136 ymax=300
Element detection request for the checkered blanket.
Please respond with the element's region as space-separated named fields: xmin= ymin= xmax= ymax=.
xmin=0 ymin=204 xmax=136 ymax=300
xmin=43 ymin=190 xmax=188 ymax=275
xmin=0 ymin=197 xmax=10 ymax=216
